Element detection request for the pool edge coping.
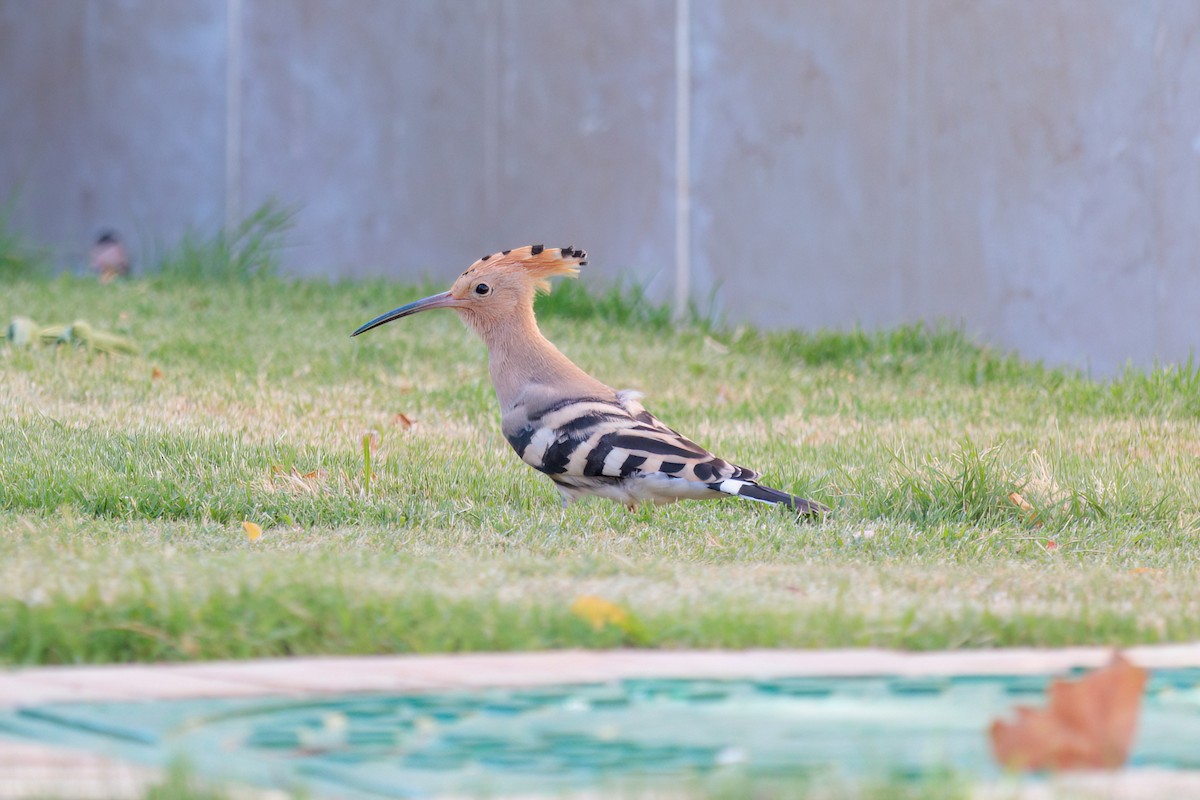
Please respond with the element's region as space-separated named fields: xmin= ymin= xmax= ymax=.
xmin=4 ymin=643 xmax=1200 ymax=708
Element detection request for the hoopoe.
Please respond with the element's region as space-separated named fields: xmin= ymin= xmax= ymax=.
xmin=353 ymin=245 xmax=827 ymax=517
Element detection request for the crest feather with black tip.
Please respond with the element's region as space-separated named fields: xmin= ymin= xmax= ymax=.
xmin=466 ymin=244 xmax=587 ymax=294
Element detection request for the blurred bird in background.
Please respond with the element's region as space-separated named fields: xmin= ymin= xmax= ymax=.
xmin=89 ymin=230 xmax=130 ymax=282
xmin=353 ymin=245 xmax=827 ymax=518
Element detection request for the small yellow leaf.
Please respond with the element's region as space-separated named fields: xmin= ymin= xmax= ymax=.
xmin=570 ymin=595 xmax=630 ymax=631
xmin=242 ymin=521 xmax=262 ymax=541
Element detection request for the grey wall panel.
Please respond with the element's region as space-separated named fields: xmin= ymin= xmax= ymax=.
xmin=487 ymin=0 xmax=676 ymax=296
xmin=690 ymin=0 xmax=914 ymax=331
xmin=922 ymin=1 xmax=1163 ymax=374
xmin=239 ymin=0 xmax=492 ymax=280
xmin=84 ymin=0 xmax=229 ymax=269
xmin=239 ymin=0 xmax=675 ymax=288
xmin=1 ymin=0 xmax=227 ymax=271
xmin=0 ymin=3 xmax=91 ymax=263
xmin=1151 ymin=1 xmax=1200 ymax=370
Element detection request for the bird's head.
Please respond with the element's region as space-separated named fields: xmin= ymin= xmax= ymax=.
xmin=352 ymin=244 xmax=586 ymax=338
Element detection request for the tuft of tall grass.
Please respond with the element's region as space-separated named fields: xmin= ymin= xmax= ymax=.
xmin=1095 ymin=357 xmax=1200 ymax=418
xmin=143 ymin=762 xmax=237 ymax=800
xmin=0 ymin=200 xmax=50 ymax=280
xmin=537 ymin=279 xmax=680 ymax=331
xmin=727 ymin=322 xmax=1060 ymax=387
xmin=155 ymin=201 xmax=294 ymax=282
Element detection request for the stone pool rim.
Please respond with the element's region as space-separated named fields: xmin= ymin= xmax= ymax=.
xmin=6 ymin=644 xmax=1200 ymax=709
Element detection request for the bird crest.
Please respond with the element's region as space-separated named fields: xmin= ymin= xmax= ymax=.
xmin=464 ymin=244 xmax=587 ymax=294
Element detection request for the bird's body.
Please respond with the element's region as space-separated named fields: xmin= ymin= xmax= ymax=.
xmin=89 ymin=231 xmax=130 ymax=282
xmin=354 ymin=245 xmax=825 ymax=517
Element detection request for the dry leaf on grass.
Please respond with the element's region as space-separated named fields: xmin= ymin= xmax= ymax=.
xmin=703 ymin=336 xmax=730 ymax=355
xmin=393 ymin=412 xmax=416 ymax=430
xmin=242 ymin=521 xmax=262 ymax=542
xmin=266 ymin=466 xmax=328 ymax=496
xmin=1008 ymin=491 xmax=1044 ymax=527
xmin=1008 ymin=491 xmax=1033 ymax=511
xmin=989 ymin=652 xmax=1148 ymax=771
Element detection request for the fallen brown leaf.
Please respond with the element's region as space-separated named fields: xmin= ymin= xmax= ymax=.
xmin=268 ymin=467 xmax=327 ymax=496
xmin=1008 ymin=491 xmax=1033 ymax=511
xmin=989 ymin=652 xmax=1148 ymax=771
xmin=1007 ymin=491 xmax=1045 ymax=526
xmin=703 ymin=335 xmax=729 ymax=355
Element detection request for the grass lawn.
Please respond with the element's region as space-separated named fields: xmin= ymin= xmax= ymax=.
xmin=1 ymin=271 xmax=1198 ymax=666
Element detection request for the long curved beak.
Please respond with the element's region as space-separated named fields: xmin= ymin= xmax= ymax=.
xmin=351 ymin=291 xmax=459 ymax=336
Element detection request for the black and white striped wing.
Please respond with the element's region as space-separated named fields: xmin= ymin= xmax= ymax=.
xmin=506 ymin=395 xmax=757 ymax=485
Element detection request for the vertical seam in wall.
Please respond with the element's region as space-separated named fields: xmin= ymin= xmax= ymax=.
xmin=483 ymin=1 xmax=500 ymax=219
xmin=1151 ymin=7 xmax=1166 ymax=360
xmin=83 ymin=1 xmax=96 ymax=250
xmin=225 ymin=0 xmax=243 ymax=230
xmin=913 ymin=0 xmax=929 ymax=320
xmin=673 ymin=0 xmax=691 ymax=319
xmin=897 ymin=0 xmax=910 ymax=322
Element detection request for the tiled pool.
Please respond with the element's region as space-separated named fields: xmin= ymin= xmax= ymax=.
xmin=3 ymin=670 xmax=1200 ymax=797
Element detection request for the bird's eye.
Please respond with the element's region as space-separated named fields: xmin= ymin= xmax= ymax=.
xmin=474 ymin=283 xmax=491 ymax=296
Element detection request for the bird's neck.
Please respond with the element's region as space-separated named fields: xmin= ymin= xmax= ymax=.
xmin=476 ymin=305 xmax=609 ymax=411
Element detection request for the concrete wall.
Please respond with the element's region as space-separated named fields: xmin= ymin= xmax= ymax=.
xmin=1 ymin=0 xmax=1197 ymax=374
xmin=0 ymin=1 xmax=227 ymax=264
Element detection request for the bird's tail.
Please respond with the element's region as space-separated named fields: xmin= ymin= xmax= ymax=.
xmin=710 ymin=479 xmax=828 ymax=517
